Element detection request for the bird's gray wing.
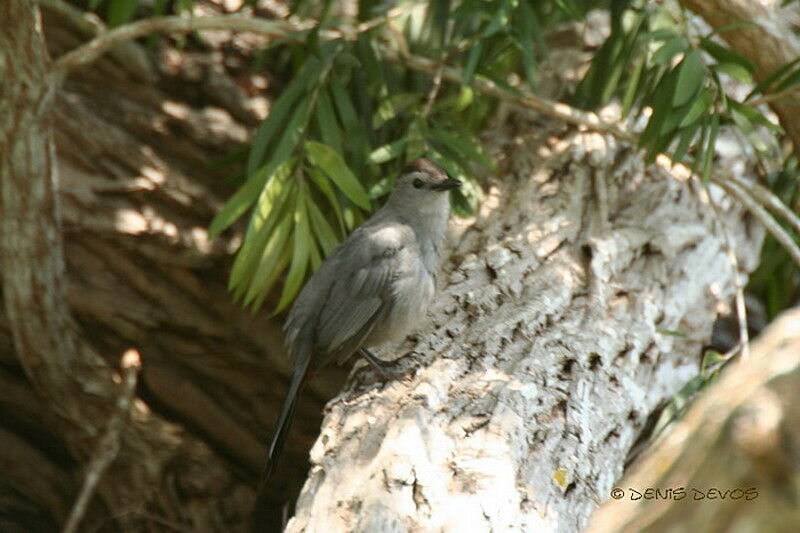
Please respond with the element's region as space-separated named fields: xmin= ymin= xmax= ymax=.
xmin=284 ymin=222 xmax=412 ymax=367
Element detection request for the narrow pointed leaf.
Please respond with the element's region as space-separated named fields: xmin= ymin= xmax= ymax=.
xmin=701 ymin=114 xmax=720 ymax=183
xmin=678 ymin=88 xmax=713 ymax=128
xmin=228 ymin=162 xmax=295 ymax=291
xmin=248 ymin=57 xmax=318 ymax=174
xmin=275 ymin=193 xmax=313 ymax=312
xmin=315 ymin=89 xmax=343 ymax=155
xmin=672 ymin=121 xmax=701 ymax=164
xmin=308 ymin=166 xmax=345 ymax=236
xmin=241 ymin=217 xmax=293 ymax=306
xmin=209 ymin=168 xmax=269 ymax=238
xmin=305 ymin=194 xmax=340 ymax=255
xmin=673 ymin=51 xmax=705 ymax=107
xmin=368 ymin=139 xmax=407 ymax=165
xmin=306 ymin=141 xmax=371 ymax=210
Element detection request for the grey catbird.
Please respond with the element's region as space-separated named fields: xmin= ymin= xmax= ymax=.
xmin=262 ymin=158 xmax=461 ymax=481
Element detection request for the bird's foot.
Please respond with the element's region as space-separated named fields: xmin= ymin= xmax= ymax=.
xmin=359 ymin=348 xmax=407 ymax=379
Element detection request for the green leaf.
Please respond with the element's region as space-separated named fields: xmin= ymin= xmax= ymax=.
xmin=715 ymin=62 xmax=753 ymax=84
xmin=372 ymin=93 xmax=420 ymax=129
xmin=672 ymin=121 xmax=701 ymax=164
xmin=774 ymin=64 xmax=800 ymax=93
xmin=404 ymin=118 xmax=428 ymax=161
xmin=228 ymin=161 xmax=295 ymax=292
xmin=315 ymin=89 xmax=342 ymax=156
xmin=656 ymin=328 xmax=687 ymax=337
xmin=701 ymin=113 xmax=720 ymax=183
xmin=513 ymin=0 xmax=541 ymax=87
xmin=463 ymin=42 xmax=483 ymax=84
xmin=678 ymin=88 xmax=713 ymax=128
xmin=747 ymin=57 xmax=800 ymax=99
xmin=706 ymin=21 xmax=756 ymax=36
xmin=642 ymin=29 xmax=681 ymax=42
xmin=368 ymin=139 xmax=407 ymax=165
xmin=622 ymin=54 xmax=646 ymax=117
xmin=247 ymin=57 xmax=317 ymax=175
xmin=306 ymin=141 xmax=371 ymax=210
xmin=367 ymin=177 xmax=393 ymax=200
xmin=640 ymin=67 xmax=680 ymax=150
xmin=553 ymin=0 xmax=583 ymax=20
xmin=651 ymin=37 xmax=689 ymax=66
xmin=456 ymin=86 xmax=474 ymax=110
xmin=429 ymin=126 xmax=491 ymax=170
xmin=700 ymin=38 xmax=755 ymax=74
xmin=482 ymin=4 xmax=509 ymax=38
xmin=242 ymin=216 xmax=292 ymax=307
xmin=574 ymin=32 xmax=626 ymax=108
xmin=729 ymin=100 xmax=784 ymax=133
xmin=307 ymin=166 xmax=345 ymax=235
xmin=305 ymin=194 xmax=340 ymax=255
xmin=275 ymin=192 xmax=313 ymax=312
xmin=673 ymin=51 xmax=705 ymax=107
xmin=107 ymin=0 xmax=138 ymax=27
xmin=330 ymin=79 xmax=369 ymax=160
xmin=209 ymin=168 xmax=269 ymax=238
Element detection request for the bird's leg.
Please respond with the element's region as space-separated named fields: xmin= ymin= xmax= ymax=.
xmin=359 ymin=348 xmax=406 ymax=379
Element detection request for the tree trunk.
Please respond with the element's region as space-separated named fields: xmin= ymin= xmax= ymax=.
xmin=286 ymin=124 xmax=763 ymax=532
xmin=2 ymin=3 xmax=346 ymax=531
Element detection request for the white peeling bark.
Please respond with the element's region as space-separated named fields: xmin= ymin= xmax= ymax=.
xmin=286 ymin=126 xmax=763 ymax=532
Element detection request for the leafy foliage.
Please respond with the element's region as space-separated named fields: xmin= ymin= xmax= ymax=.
xmin=747 ymin=158 xmax=800 ymax=320
xmin=572 ymin=0 xmax=800 ymax=323
xmin=85 ymin=0 xmax=800 ymax=318
xmin=204 ymin=0 xmax=591 ymax=311
xmin=573 ymin=0 xmax=790 ymax=175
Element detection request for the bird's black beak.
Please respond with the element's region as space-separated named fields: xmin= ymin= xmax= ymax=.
xmin=431 ymin=178 xmax=462 ymax=191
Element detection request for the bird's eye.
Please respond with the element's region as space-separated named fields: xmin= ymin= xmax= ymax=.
xmin=413 ymin=178 xmax=424 ymax=189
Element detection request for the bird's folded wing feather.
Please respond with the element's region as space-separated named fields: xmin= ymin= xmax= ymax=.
xmin=284 ymin=222 xmax=412 ymax=365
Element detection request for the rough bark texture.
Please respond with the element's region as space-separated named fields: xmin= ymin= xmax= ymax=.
xmin=1 ymin=3 xmax=347 ymax=531
xmin=587 ymin=306 xmax=800 ymax=533
xmin=680 ymin=0 xmax=800 ymax=151
xmin=286 ymin=121 xmax=763 ymax=532
xmin=1 ymin=2 xmax=241 ymax=530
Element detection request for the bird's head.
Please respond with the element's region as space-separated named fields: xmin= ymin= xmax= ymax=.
xmin=389 ymin=158 xmax=462 ymax=209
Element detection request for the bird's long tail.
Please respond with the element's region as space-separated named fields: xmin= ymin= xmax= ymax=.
xmin=261 ymin=355 xmax=312 ymax=482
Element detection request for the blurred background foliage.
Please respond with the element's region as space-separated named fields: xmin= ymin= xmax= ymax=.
xmin=81 ymin=0 xmax=800 ymax=325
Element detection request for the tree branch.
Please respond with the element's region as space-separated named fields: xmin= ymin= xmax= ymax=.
xmin=48 ymin=14 xmax=302 ymax=83
xmin=716 ymin=179 xmax=800 ymax=267
xmin=587 ymin=306 xmax=800 ymax=532
xmin=680 ymin=0 xmax=800 ymax=151
xmin=41 ymin=5 xmax=800 ymax=277
xmin=63 ymin=349 xmax=142 ymax=533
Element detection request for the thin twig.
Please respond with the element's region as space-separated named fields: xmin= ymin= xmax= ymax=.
xmin=700 ymin=181 xmax=750 ymax=361
xmin=39 ymin=0 xmax=156 ymax=81
xmin=746 ymin=85 xmax=800 ymax=107
xmin=718 ymin=178 xmax=800 ymax=267
xmin=420 ymin=20 xmax=454 ymax=118
xmin=728 ymin=174 xmax=800 ymax=237
xmin=383 ymin=48 xmax=637 ymax=144
xmin=49 ymin=15 xmax=307 ymax=83
xmin=63 ymin=349 xmax=142 ymax=533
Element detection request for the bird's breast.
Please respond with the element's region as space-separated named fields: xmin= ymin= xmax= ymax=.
xmin=370 ymin=261 xmax=436 ymax=346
